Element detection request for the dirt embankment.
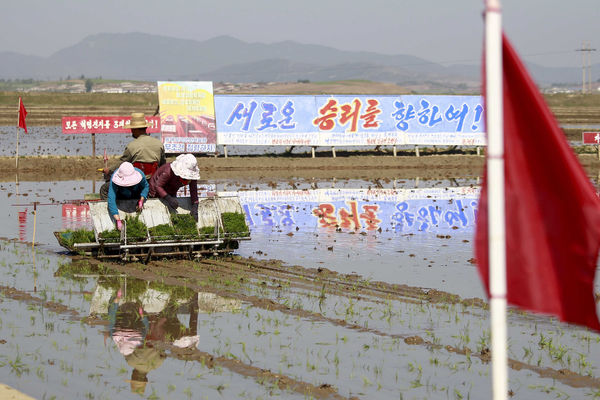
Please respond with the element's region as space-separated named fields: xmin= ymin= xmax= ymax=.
xmin=2 ymin=153 xmax=600 ymax=182
xmin=1 ymin=153 xmax=486 ymax=181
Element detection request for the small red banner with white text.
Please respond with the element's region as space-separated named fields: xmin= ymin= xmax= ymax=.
xmin=62 ymin=116 xmax=161 ymax=134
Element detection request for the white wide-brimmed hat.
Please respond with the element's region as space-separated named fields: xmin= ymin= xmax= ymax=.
xmin=112 ymin=162 xmax=143 ymax=187
xmin=124 ymin=112 xmax=148 ymax=129
xmin=170 ymin=154 xmax=200 ymax=180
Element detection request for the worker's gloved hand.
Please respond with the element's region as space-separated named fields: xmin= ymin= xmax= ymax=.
xmin=103 ymin=168 xmax=112 ymax=182
xmin=137 ymin=197 xmax=144 ymax=211
xmin=191 ymin=202 xmax=199 ymax=222
xmin=116 ymin=220 xmax=123 ymax=231
xmin=164 ymin=194 xmax=179 ymax=209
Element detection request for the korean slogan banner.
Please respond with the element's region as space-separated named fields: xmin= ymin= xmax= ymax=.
xmin=62 ymin=116 xmax=160 ymax=134
xmin=215 ymin=95 xmax=485 ymax=146
xmin=157 ymin=81 xmax=217 ymax=153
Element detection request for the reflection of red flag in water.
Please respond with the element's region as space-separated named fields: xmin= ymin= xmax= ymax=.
xmin=475 ymin=33 xmax=600 ymax=331
xmin=18 ymin=97 xmax=27 ymax=133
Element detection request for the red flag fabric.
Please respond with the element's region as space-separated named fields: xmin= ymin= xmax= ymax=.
xmin=475 ymin=34 xmax=600 ymax=331
xmin=18 ymin=97 xmax=27 ymax=133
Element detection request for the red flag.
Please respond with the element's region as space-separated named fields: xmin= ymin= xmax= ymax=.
xmin=18 ymin=97 xmax=27 ymax=133
xmin=475 ymin=34 xmax=600 ymax=331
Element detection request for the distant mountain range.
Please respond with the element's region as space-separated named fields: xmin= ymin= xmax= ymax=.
xmin=0 ymin=32 xmax=596 ymax=87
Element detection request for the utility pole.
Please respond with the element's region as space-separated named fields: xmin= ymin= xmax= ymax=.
xmin=576 ymin=42 xmax=596 ymax=93
xmin=588 ymin=42 xmax=594 ymax=93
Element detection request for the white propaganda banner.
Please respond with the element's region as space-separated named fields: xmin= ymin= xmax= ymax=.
xmin=214 ymin=95 xmax=485 ymax=146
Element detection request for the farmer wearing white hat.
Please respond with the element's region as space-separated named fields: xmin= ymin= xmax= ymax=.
xmin=149 ymin=154 xmax=200 ymax=221
xmin=107 ymin=162 xmax=149 ymax=230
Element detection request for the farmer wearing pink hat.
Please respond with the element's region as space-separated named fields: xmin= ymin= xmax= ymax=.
xmin=99 ymin=112 xmax=165 ymax=200
xmin=107 ymin=162 xmax=149 ymax=230
xmin=149 ymin=154 xmax=200 ymax=221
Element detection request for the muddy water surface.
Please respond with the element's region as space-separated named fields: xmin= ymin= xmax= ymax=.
xmin=3 ymin=177 xmax=482 ymax=298
xmin=0 ymin=126 xmax=462 ymax=157
xmin=1 ymin=176 xmax=600 ymax=399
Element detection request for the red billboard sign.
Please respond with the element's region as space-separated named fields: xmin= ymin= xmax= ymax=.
xmin=582 ymin=132 xmax=600 ymax=145
xmin=62 ymin=116 xmax=161 ymax=134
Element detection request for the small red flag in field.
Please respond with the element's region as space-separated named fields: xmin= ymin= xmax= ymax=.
xmin=475 ymin=33 xmax=600 ymax=331
xmin=18 ymin=97 xmax=27 ymax=133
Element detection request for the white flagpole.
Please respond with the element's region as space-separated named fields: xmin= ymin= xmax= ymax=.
xmin=485 ymin=1 xmax=507 ymax=399
xmin=16 ymin=97 xmax=20 ymax=169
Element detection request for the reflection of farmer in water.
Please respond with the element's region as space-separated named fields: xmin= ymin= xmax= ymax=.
xmin=107 ymin=288 xmax=199 ymax=396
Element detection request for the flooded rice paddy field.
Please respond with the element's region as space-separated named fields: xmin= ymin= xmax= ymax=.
xmin=0 ymin=125 xmax=593 ymax=159
xmin=1 ymin=177 xmax=600 ymax=399
xmin=0 ymin=126 xmax=476 ymax=157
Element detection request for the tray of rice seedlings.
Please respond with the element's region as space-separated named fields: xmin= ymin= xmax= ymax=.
xmin=124 ymin=215 xmax=149 ymax=242
xmin=100 ymin=216 xmax=148 ymax=243
xmin=221 ymin=212 xmax=250 ymax=237
xmin=171 ymin=214 xmax=200 ymax=239
xmin=199 ymin=225 xmax=218 ymax=240
xmin=98 ymin=229 xmax=121 ymax=243
xmin=55 ymin=228 xmax=96 ymax=251
xmin=148 ymin=223 xmax=176 ymax=241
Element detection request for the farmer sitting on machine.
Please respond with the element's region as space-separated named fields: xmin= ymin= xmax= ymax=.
xmin=107 ymin=162 xmax=149 ymax=231
xmin=149 ymin=154 xmax=200 ymax=221
xmin=99 ymin=112 xmax=165 ymax=200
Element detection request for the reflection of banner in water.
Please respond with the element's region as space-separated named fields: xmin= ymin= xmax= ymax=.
xmin=18 ymin=208 xmax=27 ymax=241
xmin=230 ymin=187 xmax=479 ymax=234
xmin=62 ymin=204 xmax=91 ymax=230
xmin=157 ymin=81 xmax=216 ymax=153
xmin=176 ymin=184 xmax=217 ymax=198
xmin=215 ymin=95 xmax=485 ymax=146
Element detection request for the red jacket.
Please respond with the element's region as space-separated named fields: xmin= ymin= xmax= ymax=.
xmin=148 ymin=163 xmax=198 ymax=204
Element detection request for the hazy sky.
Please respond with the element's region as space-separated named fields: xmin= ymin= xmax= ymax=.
xmin=2 ymin=0 xmax=598 ymax=68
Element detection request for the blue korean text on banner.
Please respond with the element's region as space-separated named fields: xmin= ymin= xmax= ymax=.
xmin=214 ymin=95 xmax=485 ymax=146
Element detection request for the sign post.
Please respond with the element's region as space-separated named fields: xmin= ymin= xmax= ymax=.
xmin=582 ymin=132 xmax=600 ymax=160
xmin=157 ymin=81 xmax=217 ymax=154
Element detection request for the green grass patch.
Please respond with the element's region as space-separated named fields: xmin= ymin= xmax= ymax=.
xmin=0 ymin=89 xmax=157 ymax=107
xmin=222 ymin=212 xmax=250 ymax=237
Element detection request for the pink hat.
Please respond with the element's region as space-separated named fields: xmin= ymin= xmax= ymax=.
xmin=112 ymin=162 xmax=143 ymax=187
